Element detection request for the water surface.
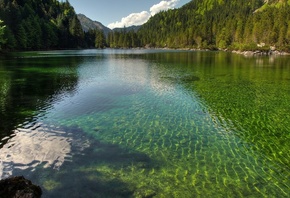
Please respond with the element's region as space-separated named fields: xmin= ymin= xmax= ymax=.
xmin=0 ymin=49 xmax=289 ymax=197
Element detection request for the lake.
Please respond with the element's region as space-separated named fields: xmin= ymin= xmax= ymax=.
xmin=0 ymin=49 xmax=289 ymax=197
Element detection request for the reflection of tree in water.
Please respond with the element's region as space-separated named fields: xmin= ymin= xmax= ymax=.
xmin=0 ymin=56 xmax=80 ymax=143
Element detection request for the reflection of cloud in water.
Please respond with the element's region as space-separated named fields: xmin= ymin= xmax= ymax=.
xmin=0 ymin=123 xmax=90 ymax=178
xmin=107 ymin=58 xmax=177 ymax=94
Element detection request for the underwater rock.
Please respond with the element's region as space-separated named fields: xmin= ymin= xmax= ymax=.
xmin=181 ymin=75 xmax=200 ymax=82
xmin=161 ymin=75 xmax=200 ymax=83
xmin=0 ymin=176 xmax=42 ymax=198
xmin=93 ymin=127 xmax=101 ymax=132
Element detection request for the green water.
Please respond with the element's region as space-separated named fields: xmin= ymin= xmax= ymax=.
xmin=0 ymin=49 xmax=289 ymax=197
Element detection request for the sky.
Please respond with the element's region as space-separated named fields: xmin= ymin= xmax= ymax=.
xmin=68 ymin=0 xmax=191 ymax=29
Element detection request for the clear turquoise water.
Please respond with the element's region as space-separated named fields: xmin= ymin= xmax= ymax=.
xmin=0 ymin=49 xmax=289 ymax=197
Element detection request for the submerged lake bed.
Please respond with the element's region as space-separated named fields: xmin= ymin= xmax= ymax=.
xmin=0 ymin=49 xmax=289 ymax=197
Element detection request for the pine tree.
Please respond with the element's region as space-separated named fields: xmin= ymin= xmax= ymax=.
xmin=95 ymin=30 xmax=106 ymax=48
xmin=3 ymin=27 xmax=16 ymax=50
xmin=0 ymin=20 xmax=6 ymax=49
xmin=16 ymin=23 xmax=27 ymax=49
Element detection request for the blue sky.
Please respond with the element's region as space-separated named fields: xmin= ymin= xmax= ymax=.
xmin=69 ymin=0 xmax=191 ymax=29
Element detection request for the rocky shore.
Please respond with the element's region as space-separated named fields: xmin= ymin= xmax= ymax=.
xmin=231 ymin=50 xmax=290 ymax=56
xmin=143 ymin=46 xmax=290 ymax=56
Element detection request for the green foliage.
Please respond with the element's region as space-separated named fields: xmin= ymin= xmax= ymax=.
xmin=0 ymin=0 xmax=85 ymax=50
xmin=107 ymin=29 xmax=140 ymax=48
xmin=0 ymin=20 xmax=6 ymax=49
xmin=83 ymin=29 xmax=97 ymax=48
xmin=1 ymin=0 xmax=289 ymax=51
xmin=95 ymin=29 xmax=106 ymax=48
xmin=135 ymin=0 xmax=290 ymax=51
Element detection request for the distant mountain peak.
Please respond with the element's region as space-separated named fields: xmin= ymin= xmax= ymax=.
xmin=112 ymin=25 xmax=141 ymax=32
xmin=77 ymin=14 xmax=111 ymax=35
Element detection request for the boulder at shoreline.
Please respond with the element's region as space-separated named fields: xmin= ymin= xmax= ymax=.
xmin=0 ymin=176 xmax=42 ymax=198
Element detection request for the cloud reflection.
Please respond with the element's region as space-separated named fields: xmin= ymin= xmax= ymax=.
xmin=0 ymin=123 xmax=90 ymax=179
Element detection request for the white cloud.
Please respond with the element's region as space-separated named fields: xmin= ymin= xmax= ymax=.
xmin=108 ymin=11 xmax=150 ymax=29
xmin=150 ymin=0 xmax=180 ymax=16
xmin=107 ymin=0 xmax=180 ymax=29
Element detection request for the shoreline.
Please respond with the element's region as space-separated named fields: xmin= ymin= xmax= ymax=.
xmin=230 ymin=49 xmax=290 ymax=56
xmin=126 ymin=46 xmax=290 ymax=56
xmin=153 ymin=47 xmax=290 ymax=56
xmin=2 ymin=47 xmax=290 ymax=56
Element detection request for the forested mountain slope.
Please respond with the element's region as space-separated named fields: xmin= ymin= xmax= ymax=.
xmin=138 ymin=0 xmax=290 ymax=51
xmin=0 ymin=0 xmax=289 ymax=51
xmin=0 ymin=0 xmax=84 ymax=50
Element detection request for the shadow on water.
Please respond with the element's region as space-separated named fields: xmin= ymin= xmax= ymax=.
xmin=0 ymin=123 xmax=158 ymax=197
xmin=25 ymin=125 xmax=157 ymax=198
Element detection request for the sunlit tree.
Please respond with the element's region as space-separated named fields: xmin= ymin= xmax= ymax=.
xmin=0 ymin=20 xmax=6 ymax=49
xmin=95 ymin=29 xmax=106 ymax=48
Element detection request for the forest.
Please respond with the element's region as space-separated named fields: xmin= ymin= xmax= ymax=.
xmin=0 ymin=0 xmax=85 ymax=50
xmin=0 ymin=0 xmax=290 ymax=51
xmin=137 ymin=0 xmax=290 ymax=51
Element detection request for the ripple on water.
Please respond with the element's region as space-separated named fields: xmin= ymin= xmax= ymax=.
xmin=0 ymin=123 xmax=90 ymax=179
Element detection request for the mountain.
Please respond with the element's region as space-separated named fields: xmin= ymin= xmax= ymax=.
xmin=1 ymin=0 xmax=289 ymax=51
xmin=77 ymin=14 xmax=140 ymax=35
xmin=113 ymin=25 xmax=141 ymax=32
xmin=77 ymin=14 xmax=111 ymax=35
xmin=137 ymin=0 xmax=290 ymax=51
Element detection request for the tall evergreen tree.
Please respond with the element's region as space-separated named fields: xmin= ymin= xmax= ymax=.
xmin=95 ymin=29 xmax=106 ymax=48
xmin=16 ymin=23 xmax=27 ymax=49
xmin=0 ymin=20 xmax=6 ymax=49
